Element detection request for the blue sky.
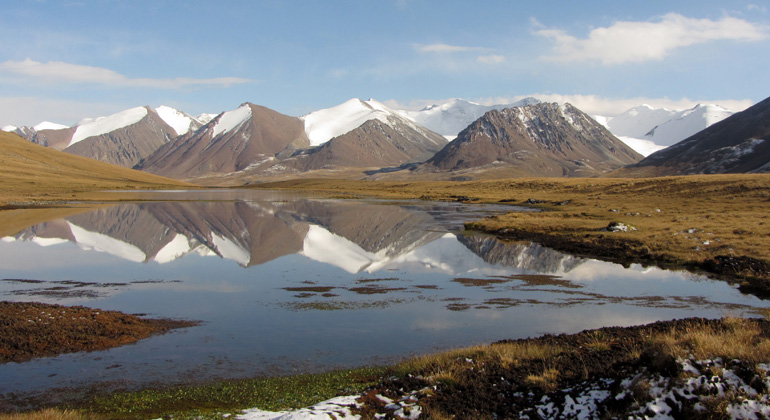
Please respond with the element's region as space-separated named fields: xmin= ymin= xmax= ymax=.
xmin=0 ymin=0 xmax=768 ymax=126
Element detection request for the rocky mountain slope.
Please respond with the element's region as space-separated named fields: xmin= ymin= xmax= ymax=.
xmin=418 ymin=102 xmax=642 ymax=177
xmin=136 ymin=103 xmax=310 ymax=179
xmin=618 ymin=96 xmax=770 ymax=176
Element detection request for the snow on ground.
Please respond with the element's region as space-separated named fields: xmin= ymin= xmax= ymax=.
xmin=33 ymin=121 xmax=69 ymax=131
xmin=212 ymin=104 xmax=253 ymax=138
xmin=155 ymin=105 xmax=196 ymax=136
xmin=66 ymin=222 xmax=146 ymax=263
xmin=69 ymin=106 xmax=148 ymax=147
xmin=302 ymin=98 xmax=394 ymax=146
xmin=237 ymin=395 xmax=361 ymax=420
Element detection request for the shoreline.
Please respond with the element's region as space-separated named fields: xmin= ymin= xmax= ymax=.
xmin=2 ymin=315 xmax=768 ymax=419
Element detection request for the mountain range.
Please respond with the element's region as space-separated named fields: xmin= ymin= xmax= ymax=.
xmin=617 ymin=96 xmax=770 ymax=176
xmin=2 ymin=95 xmax=765 ymax=181
xmin=595 ymin=103 xmax=736 ymax=156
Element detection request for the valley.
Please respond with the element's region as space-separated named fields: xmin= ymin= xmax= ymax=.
xmin=1 ymin=95 xmax=769 ymax=419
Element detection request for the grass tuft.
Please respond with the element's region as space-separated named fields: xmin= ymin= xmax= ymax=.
xmin=0 ymin=409 xmax=104 ymax=420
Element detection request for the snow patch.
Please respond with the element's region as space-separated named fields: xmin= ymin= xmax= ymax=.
xmin=237 ymin=395 xmax=361 ymax=419
xmin=33 ymin=121 xmax=69 ymax=131
xmin=155 ymin=105 xmax=195 ymax=136
xmin=212 ymin=104 xmax=252 ymax=138
xmin=69 ymin=106 xmax=148 ymax=147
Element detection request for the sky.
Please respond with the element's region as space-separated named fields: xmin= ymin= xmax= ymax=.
xmin=0 ymin=0 xmax=768 ymax=127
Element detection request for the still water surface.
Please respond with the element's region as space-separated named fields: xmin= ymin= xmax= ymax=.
xmin=0 ymin=190 xmax=767 ymax=397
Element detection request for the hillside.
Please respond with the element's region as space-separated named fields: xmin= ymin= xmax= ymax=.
xmin=417 ymin=102 xmax=642 ymax=177
xmin=0 ymin=130 xmax=192 ymax=207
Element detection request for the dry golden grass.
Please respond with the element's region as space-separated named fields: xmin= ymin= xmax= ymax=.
xmin=526 ymin=367 xmax=560 ymax=392
xmin=654 ymin=316 xmax=770 ymax=363
xmin=0 ymin=409 xmax=104 ymax=420
xmin=0 ymin=131 xmax=193 ymax=207
xmin=491 ymin=342 xmax=563 ymax=368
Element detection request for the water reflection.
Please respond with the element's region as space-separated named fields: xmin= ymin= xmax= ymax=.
xmin=0 ymin=191 xmax=767 ymax=400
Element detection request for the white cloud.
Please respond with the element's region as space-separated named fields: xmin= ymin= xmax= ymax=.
xmin=477 ymin=54 xmax=505 ymax=64
xmin=0 ymin=58 xmax=253 ymax=89
xmin=535 ymin=13 xmax=767 ymax=64
xmin=0 ymin=96 xmax=123 ymax=127
xmin=414 ymin=43 xmax=486 ymax=53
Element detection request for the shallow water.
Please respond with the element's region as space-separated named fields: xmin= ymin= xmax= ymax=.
xmin=0 ymin=190 xmax=767 ymax=398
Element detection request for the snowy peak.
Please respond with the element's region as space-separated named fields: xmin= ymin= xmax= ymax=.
xmin=155 ymin=105 xmax=204 ymax=136
xmin=211 ymin=103 xmax=253 ymax=138
xmin=641 ymin=104 xmax=734 ymax=146
xmin=626 ymin=95 xmax=770 ymax=176
xmin=603 ymin=105 xmax=677 ymax=139
xmin=69 ymin=106 xmax=149 ymax=147
xmin=597 ymin=103 xmax=737 ymax=155
xmin=302 ymin=98 xmax=405 ymax=146
xmin=397 ymin=97 xmax=542 ymax=138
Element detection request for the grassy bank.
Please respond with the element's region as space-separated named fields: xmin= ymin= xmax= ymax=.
xmin=252 ymin=175 xmax=770 ymax=295
xmin=4 ymin=316 xmax=769 ymax=419
xmin=0 ymin=132 xmax=193 ymax=209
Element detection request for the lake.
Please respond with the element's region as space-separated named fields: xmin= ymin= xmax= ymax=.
xmin=1 ymin=190 xmax=767 ymax=400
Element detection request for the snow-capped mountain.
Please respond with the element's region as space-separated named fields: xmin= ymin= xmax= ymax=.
xmin=302 ymin=98 xmax=445 ymax=146
xmin=621 ymin=96 xmax=770 ymax=176
xmin=274 ymin=98 xmax=448 ymax=172
xmin=597 ymin=104 xmax=736 ymax=156
xmin=419 ymin=102 xmax=642 ymax=177
xmin=4 ymin=105 xmax=208 ymax=167
xmin=137 ymin=103 xmax=310 ymax=179
xmin=396 ymin=97 xmax=541 ymax=139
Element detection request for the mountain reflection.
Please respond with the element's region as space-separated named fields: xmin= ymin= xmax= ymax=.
xmin=8 ymin=197 xmax=584 ymax=274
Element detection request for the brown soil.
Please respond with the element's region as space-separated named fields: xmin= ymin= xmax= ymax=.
xmin=0 ymin=301 xmax=198 ymax=364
